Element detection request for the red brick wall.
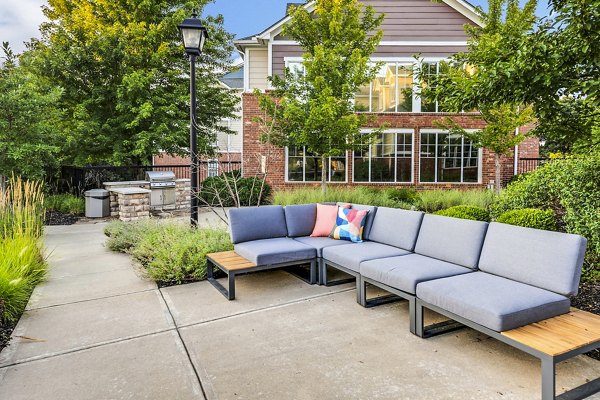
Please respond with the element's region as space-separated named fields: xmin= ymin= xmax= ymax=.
xmin=241 ymin=93 xmax=539 ymax=191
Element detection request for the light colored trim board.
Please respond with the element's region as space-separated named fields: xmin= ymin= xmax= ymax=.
xmin=273 ymin=40 xmax=469 ymax=47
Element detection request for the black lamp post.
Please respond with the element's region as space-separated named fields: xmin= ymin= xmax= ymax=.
xmin=178 ymin=12 xmax=209 ymax=226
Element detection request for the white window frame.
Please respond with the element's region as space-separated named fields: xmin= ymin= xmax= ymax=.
xmin=419 ymin=129 xmax=482 ymax=184
xmin=284 ymin=146 xmax=348 ymax=183
xmin=352 ymin=129 xmax=415 ymax=184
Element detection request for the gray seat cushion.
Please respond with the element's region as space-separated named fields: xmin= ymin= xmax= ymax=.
xmin=293 ymin=236 xmax=349 ymax=257
xmin=228 ymin=206 xmax=288 ymax=244
xmin=322 ymin=241 xmax=410 ymax=273
xmin=234 ymin=237 xmax=316 ymax=266
xmin=360 ymin=254 xmax=472 ymax=295
xmin=337 ymin=203 xmax=377 ymax=240
xmin=368 ymin=207 xmax=424 ymax=251
xmin=416 ymin=272 xmax=570 ymax=332
xmin=414 ymin=214 xmax=488 ymax=269
xmin=479 ymin=222 xmax=587 ymax=296
xmin=285 ymin=204 xmax=317 ymax=237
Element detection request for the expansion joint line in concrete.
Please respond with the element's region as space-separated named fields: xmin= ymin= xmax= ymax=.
xmin=26 ymin=288 xmax=157 ymax=311
xmin=158 ymin=289 xmax=209 ymax=400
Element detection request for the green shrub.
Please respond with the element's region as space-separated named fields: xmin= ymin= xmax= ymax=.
xmin=493 ymin=154 xmax=600 ymax=280
xmin=105 ymin=220 xmax=233 ymax=286
xmin=496 ymin=208 xmax=558 ymax=231
xmin=199 ymin=172 xmax=272 ymax=207
xmin=416 ymin=190 xmax=496 ymax=212
xmin=434 ymin=205 xmax=491 ymax=222
xmin=104 ymin=219 xmax=160 ymax=253
xmin=45 ymin=194 xmax=85 ymax=215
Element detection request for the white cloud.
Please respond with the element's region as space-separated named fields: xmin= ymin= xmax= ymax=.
xmin=0 ymin=0 xmax=48 ymax=53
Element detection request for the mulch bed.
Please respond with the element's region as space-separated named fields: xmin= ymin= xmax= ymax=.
xmin=0 ymin=321 xmax=15 ymax=353
xmin=570 ymin=281 xmax=600 ymax=360
xmin=44 ymin=210 xmax=79 ymax=226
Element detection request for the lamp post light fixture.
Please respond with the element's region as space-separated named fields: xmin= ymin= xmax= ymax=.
xmin=178 ymin=11 xmax=209 ymax=226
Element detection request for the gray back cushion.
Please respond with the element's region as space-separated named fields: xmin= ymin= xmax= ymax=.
xmin=415 ymin=214 xmax=488 ymax=269
xmin=228 ymin=206 xmax=288 ymax=244
xmin=284 ymin=204 xmax=317 ymax=237
xmin=369 ymin=207 xmax=424 ymax=251
xmin=479 ymin=222 xmax=587 ymax=296
xmin=337 ymin=203 xmax=378 ymax=240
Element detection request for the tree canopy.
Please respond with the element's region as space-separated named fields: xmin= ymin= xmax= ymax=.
xmin=0 ymin=43 xmax=64 ymax=180
xmin=22 ymin=0 xmax=238 ymax=166
xmin=256 ymin=0 xmax=385 ymax=191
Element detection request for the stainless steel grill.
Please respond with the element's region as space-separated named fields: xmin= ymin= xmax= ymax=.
xmin=146 ymin=171 xmax=176 ymax=207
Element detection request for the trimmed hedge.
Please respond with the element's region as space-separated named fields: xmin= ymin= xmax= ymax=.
xmin=496 ymin=208 xmax=558 ymax=231
xmin=434 ymin=205 xmax=491 ymax=222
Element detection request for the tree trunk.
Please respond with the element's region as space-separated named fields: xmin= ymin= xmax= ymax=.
xmin=321 ymin=155 xmax=327 ymax=195
xmin=494 ymin=153 xmax=502 ymax=196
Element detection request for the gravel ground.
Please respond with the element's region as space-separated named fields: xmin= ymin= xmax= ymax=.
xmin=45 ymin=210 xmax=79 ymax=226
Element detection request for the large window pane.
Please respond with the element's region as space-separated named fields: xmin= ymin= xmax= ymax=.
xmin=355 ymin=84 xmax=370 ymax=112
xmin=286 ymin=146 xmax=348 ymax=182
xmin=419 ymin=132 xmax=480 ymax=183
xmin=421 ymin=62 xmax=438 ymax=112
xmin=353 ymin=131 xmax=413 ymax=183
xmin=371 ymin=64 xmax=397 ymax=112
xmin=397 ymin=65 xmax=413 ymax=112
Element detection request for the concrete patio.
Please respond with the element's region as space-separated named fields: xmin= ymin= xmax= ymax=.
xmin=0 ymin=221 xmax=599 ymax=400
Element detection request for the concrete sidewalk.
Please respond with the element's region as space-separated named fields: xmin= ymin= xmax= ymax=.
xmin=0 ymin=222 xmax=599 ymax=399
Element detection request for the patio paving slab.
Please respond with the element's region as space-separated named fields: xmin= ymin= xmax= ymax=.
xmin=26 ymin=268 xmax=156 ymax=310
xmin=0 ymin=331 xmax=204 ymax=400
xmin=180 ymin=289 xmax=600 ymax=400
xmin=161 ymin=270 xmax=353 ymax=327
xmin=0 ymin=289 xmax=174 ymax=367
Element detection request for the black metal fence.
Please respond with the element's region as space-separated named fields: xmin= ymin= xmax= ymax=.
xmin=517 ymin=158 xmax=550 ymax=175
xmin=52 ymin=162 xmax=242 ymax=195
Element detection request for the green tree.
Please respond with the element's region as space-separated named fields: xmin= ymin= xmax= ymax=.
xmin=0 ymin=42 xmax=64 ymax=180
xmin=418 ymin=0 xmax=537 ymax=193
xmin=438 ymin=105 xmax=534 ymax=195
xmin=256 ymin=0 xmax=385 ymax=193
xmin=28 ymin=0 xmax=238 ymax=165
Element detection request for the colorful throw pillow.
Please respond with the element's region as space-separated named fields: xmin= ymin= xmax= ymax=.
xmin=330 ymin=206 xmax=369 ymax=243
xmin=310 ymin=203 xmax=350 ymax=237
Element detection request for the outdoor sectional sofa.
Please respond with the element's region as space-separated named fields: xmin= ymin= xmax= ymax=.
xmin=205 ymin=203 xmax=599 ymax=400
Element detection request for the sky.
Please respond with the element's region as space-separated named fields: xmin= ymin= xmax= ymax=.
xmin=0 ymin=0 xmax=552 ymax=55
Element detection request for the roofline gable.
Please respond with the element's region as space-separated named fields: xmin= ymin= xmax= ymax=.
xmin=234 ymin=0 xmax=482 ymax=49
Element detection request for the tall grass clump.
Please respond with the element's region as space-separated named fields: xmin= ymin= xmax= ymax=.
xmin=45 ymin=194 xmax=85 ymax=215
xmin=0 ymin=177 xmax=47 ymax=325
xmin=105 ymin=220 xmax=233 ymax=286
xmin=416 ymin=190 xmax=496 ymax=212
xmin=272 ymin=187 xmax=413 ymax=208
xmin=0 ymin=177 xmax=45 ymax=239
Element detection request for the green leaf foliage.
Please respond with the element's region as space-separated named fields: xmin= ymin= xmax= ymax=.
xmin=0 ymin=43 xmax=64 ymax=180
xmin=255 ymin=0 xmax=385 ymax=190
xmin=25 ymin=0 xmax=238 ymax=165
xmin=434 ymin=205 xmax=491 ymax=222
xmin=105 ymin=220 xmax=232 ymax=286
xmin=495 ymin=208 xmax=557 ymax=231
xmin=493 ymin=153 xmax=600 ymax=280
xmin=44 ymin=194 xmax=85 ymax=215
